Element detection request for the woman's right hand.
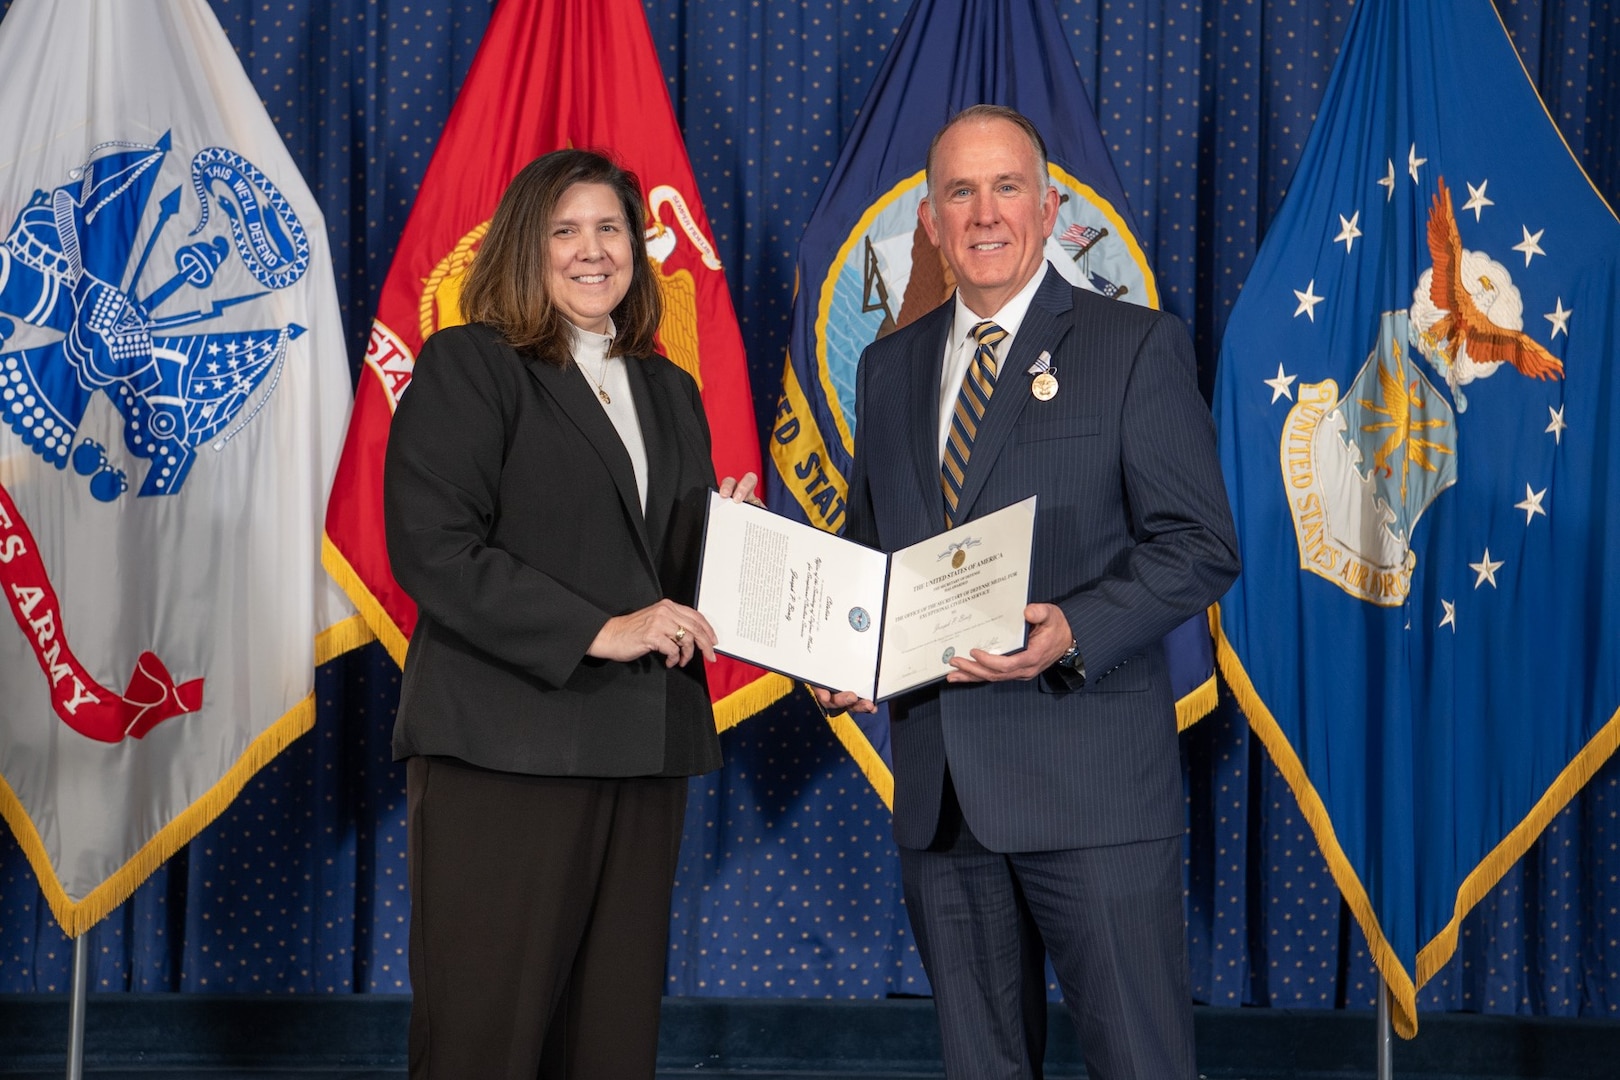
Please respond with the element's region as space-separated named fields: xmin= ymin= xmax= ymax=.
xmin=588 ymin=598 xmax=717 ymax=668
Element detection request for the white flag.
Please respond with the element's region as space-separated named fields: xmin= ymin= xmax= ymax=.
xmin=0 ymin=0 xmax=362 ymax=935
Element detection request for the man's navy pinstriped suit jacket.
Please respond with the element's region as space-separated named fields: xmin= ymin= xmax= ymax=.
xmin=846 ymin=264 xmax=1241 ymax=854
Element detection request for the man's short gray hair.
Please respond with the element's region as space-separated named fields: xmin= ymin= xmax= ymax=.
xmin=924 ymin=104 xmax=1051 ymax=195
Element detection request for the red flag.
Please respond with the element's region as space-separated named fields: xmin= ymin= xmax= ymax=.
xmin=322 ymin=0 xmax=787 ymax=727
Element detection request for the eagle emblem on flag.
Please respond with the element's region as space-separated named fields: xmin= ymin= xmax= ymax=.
xmin=0 ymin=133 xmax=310 ymax=502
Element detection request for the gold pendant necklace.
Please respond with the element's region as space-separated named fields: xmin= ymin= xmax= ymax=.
xmin=582 ymin=355 xmax=612 ymax=404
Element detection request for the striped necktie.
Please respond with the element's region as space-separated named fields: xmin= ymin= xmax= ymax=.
xmin=942 ymin=320 xmax=1007 ymax=527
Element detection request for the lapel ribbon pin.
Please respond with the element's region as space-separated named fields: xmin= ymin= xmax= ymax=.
xmin=1027 ymin=350 xmax=1058 ymax=401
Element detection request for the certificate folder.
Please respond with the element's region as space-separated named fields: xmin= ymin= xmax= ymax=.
xmin=695 ymin=494 xmax=1036 ymax=701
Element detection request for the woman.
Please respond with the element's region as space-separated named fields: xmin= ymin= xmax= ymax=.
xmin=384 ymin=148 xmax=755 ymax=1079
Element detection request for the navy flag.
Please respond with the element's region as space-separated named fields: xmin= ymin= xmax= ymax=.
xmin=767 ymin=0 xmax=1212 ymax=799
xmin=1213 ymin=0 xmax=1620 ymax=1037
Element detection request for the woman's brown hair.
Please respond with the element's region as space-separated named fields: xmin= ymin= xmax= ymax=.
xmin=459 ymin=148 xmax=661 ymax=363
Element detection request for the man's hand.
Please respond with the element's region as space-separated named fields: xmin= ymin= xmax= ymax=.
xmin=946 ymin=602 xmax=1072 ymax=683
xmin=812 ymin=685 xmax=877 ymax=715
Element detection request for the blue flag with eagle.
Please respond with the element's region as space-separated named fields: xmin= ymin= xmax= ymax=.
xmin=766 ymin=0 xmax=1214 ymax=801
xmin=1213 ymin=0 xmax=1620 ymax=1038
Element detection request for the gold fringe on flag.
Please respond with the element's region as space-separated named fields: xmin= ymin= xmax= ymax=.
xmin=1413 ymin=703 xmax=1620 ymax=988
xmin=1211 ymin=605 xmax=1419 ymax=1035
xmin=823 ymin=696 xmax=895 ymax=811
xmin=1175 ymin=672 xmax=1218 ymax=732
xmin=1213 ymin=602 xmax=1620 ymax=1038
xmin=713 ymin=672 xmax=794 ymax=733
xmin=322 ymin=533 xmax=403 ymax=665
xmin=1 ymin=614 xmax=368 ymax=938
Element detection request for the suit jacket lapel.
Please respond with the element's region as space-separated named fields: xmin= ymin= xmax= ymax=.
xmin=905 ymin=305 xmax=953 ymax=520
xmin=527 ymin=354 xmax=657 ymax=576
xmin=952 ymin=265 xmax=1074 ymax=523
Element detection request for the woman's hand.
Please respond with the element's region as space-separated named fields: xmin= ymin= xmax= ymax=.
xmin=588 ymin=598 xmax=717 ymax=668
xmin=718 ymin=471 xmax=765 ymax=507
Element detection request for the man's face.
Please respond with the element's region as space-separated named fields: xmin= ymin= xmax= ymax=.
xmin=920 ymin=117 xmax=1059 ymax=317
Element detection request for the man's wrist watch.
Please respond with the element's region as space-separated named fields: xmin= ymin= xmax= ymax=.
xmin=1055 ymin=637 xmax=1086 ymax=684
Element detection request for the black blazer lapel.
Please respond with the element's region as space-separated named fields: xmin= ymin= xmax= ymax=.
xmin=629 ymin=357 xmax=694 ymax=557
xmin=526 ymin=355 xmax=658 ymax=576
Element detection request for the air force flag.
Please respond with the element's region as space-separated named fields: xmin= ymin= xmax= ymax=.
xmin=1213 ymin=0 xmax=1620 ymax=1037
xmin=0 ymin=0 xmax=360 ymax=934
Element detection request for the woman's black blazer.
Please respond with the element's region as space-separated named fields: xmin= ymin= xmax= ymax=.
xmin=383 ymin=322 xmax=721 ymax=778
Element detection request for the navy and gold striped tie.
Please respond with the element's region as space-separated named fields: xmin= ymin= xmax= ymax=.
xmin=942 ymin=320 xmax=1007 ymax=527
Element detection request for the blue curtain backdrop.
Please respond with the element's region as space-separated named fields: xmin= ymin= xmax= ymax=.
xmin=2 ymin=0 xmax=1618 ymax=1021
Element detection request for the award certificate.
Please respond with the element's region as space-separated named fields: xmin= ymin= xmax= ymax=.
xmin=695 ymin=494 xmax=1036 ymax=701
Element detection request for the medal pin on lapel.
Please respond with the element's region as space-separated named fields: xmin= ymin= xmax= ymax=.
xmin=1027 ymin=350 xmax=1059 ymax=400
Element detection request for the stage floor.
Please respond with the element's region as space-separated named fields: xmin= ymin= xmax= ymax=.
xmin=2 ymin=996 xmax=1615 ymax=1079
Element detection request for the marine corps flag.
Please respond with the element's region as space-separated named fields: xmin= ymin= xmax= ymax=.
xmin=765 ymin=0 xmax=1209 ymax=800
xmin=0 ymin=0 xmax=360 ymax=934
xmin=321 ymin=0 xmax=785 ymax=726
xmin=1213 ymin=0 xmax=1620 ymax=1037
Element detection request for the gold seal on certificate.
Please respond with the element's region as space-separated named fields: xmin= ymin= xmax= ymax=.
xmin=694 ymin=494 xmax=1037 ymax=701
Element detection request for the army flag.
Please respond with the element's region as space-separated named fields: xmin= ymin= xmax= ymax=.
xmin=321 ymin=0 xmax=785 ymax=727
xmin=1212 ymin=0 xmax=1620 ymax=1037
xmin=0 ymin=0 xmax=361 ymax=934
xmin=765 ymin=0 xmax=1209 ymax=801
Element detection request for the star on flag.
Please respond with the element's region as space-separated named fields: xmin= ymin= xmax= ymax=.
xmin=1462 ymin=179 xmax=1494 ymax=221
xmin=1513 ymin=225 xmax=1546 ymax=266
xmin=1407 ymin=143 xmax=1427 ymax=183
xmin=1546 ymin=404 xmax=1567 ymax=444
xmin=1264 ymin=364 xmax=1297 ymax=403
xmin=1335 ymin=211 xmax=1362 ymax=253
xmin=1470 ymin=548 xmax=1504 ymax=589
xmin=1514 ymin=484 xmax=1547 ymax=525
xmin=1293 ymin=280 xmax=1324 ymax=321
xmin=1544 ymin=298 xmax=1571 ymax=338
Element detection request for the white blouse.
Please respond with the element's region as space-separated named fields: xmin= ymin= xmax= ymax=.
xmin=570 ymin=321 xmax=648 ymax=511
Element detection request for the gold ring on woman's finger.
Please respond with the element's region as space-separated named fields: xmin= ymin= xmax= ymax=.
xmin=672 ymin=626 xmax=688 ymax=643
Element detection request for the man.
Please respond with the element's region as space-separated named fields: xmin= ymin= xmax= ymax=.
xmin=818 ymin=105 xmax=1240 ymax=1079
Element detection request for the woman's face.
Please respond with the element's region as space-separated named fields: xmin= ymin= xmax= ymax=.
xmin=545 ymin=181 xmax=635 ymax=335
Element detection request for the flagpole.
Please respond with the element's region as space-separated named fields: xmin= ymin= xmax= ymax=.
xmin=1376 ymin=977 xmax=1393 ymax=1080
xmin=65 ymin=933 xmax=89 ymax=1080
